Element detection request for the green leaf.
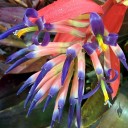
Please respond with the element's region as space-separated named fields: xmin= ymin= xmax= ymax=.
xmin=93 ymin=77 xmax=128 ymax=128
xmin=0 ymin=99 xmax=55 ymax=128
xmin=81 ymin=82 xmax=108 ymax=127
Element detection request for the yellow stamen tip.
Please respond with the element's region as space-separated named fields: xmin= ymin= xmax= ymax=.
xmin=15 ymin=26 xmax=38 ymax=38
xmin=97 ymin=34 xmax=108 ymax=52
xmin=100 ymin=79 xmax=109 ymax=103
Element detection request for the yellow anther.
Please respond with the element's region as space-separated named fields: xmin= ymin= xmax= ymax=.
xmin=15 ymin=26 xmax=38 ymax=38
xmin=100 ymin=80 xmax=109 ymax=103
xmin=97 ymin=34 xmax=108 ymax=51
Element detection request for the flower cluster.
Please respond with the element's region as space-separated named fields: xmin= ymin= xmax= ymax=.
xmin=0 ymin=0 xmax=128 ymax=128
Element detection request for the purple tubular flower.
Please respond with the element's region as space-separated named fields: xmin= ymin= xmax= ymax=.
xmin=68 ymin=105 xmax=75 ymax=128
xmin=32 ymin=32 xmax=40 ymax=45
xmin=51 ymin=111 xmax=58 ymax=128
xmin=111 ymin=45 xmax=128 ymax=70
xmin=25 ymin=51 xmax=37 ymax=58
xmin=32 ymin=31 xmax=50 ymax=46
xmin=68 ymin=98 xmax=76 ymax=128
xmin=28 ymin=44 xmax=39 ymax=50
xmin=105 ymin=84 xmax=113 ymax=94
xmin=24 ymin=89 xmax=34 ymax=108
xmin=78 ymin=71 xmax=85 ymax=103
xmin=43 ymin=95 xmax=52 ymax=112
xmin=17 ymin=76 xmax=34 ymax=95
xmin=90 ymin=12 xmax=104 ymax=36
xmin=118 ymin=55 xmax=128 ymax=70
xmin=23 ymin=8 xmax=38 ymax=27
xmin=41 ymin=32 xmax=50 ymax=46
xmin=58 ymin=99 xmax=65 ymax=121
xmin=58 ymin=107 xmax=63 ymax=122
xmin=48 ymin=87 xmax=60 ymax=97
xmin=50 ymin=120 xmax=55 ymax=128
xmin=82 ymin=42 xmax=98 ymax=55
xmin=76 ymin=103 xmax=81 ymax=128
xmin=120 ymin=59 xmax=128 ymax=70
xmin=36 ymin=17 xmax=45 ymax=31
xmin=44 ymin=23 xmax=53 ymax=31
xmin=61 ymin=48 xmax=76 ymax=85
xmin=24 ymin=62 xmax=54 ymax=107
xmin=78 ymin=79 xmax=84 ymax=103
xmin=0 ymin=23 xmax=25 ymax=39
xmin=27 ymin=99 xmax=37 ymax=116
xmin=32 ymin=16 xmax=52 ymax=46
xmin=27 ymin=91 xmax=43 ymax=115
xmin=61 ymin=56 xmax=73 ymax=85
xmin=17 ymin=71 xmax=40 ymax=95
xmin=82 ymin=83 xmax=100 ymax=99
xmin=6 ymin=48 xmax=30 ymax=63
xmin=5 ymin=57 xmax=28 ymax=74
xmin=104 ymin=33 xmax=118 ymax=46
xmin=43 ymin=87 xmax=59 ymax=111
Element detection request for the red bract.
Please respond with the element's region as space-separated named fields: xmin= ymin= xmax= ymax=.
xmin=30 ymin=0 xmax=103 ymax=23
xmin=102 ymin=0 xmax=128 ymax=98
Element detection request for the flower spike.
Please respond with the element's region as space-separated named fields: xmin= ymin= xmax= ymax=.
xmin=2 ymin=1 xmax=127 ymax=128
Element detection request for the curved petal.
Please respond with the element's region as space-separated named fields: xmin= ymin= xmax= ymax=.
xmin=23 ymin=8 xmax=38 ymax=26
xmin=104 ymin=33 xmax=118 ymax=46
xmin=32 ymin=31 xmax=50 ymax=46
xmin=82 ymin=83 xmax=100 ymax=99
xmin=105 ymin=68 xmax=118 ymax=83
xmin=90 ymin=12 xmax=104 ymax=36
xmin=82 ymin=42 xmax=99 ymax=55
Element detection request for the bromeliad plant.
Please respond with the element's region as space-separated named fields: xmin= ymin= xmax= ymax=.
xmin=0 ymin=0 xmax=128 ymax=128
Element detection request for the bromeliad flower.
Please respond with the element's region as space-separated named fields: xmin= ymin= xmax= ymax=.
xmin=83 ymin=42 xmax=118 ymax=107
xmin=82 ymin=12 xmax=127 ymax=105
xmin=0 ymin=1 xmax=128 ymax=128
xmin=0 ymin=1 xmax=104 ymax=128
xmin=86 ymin=12 xmax=128 ymax=98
